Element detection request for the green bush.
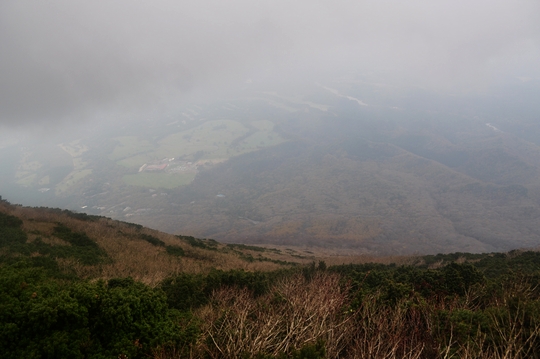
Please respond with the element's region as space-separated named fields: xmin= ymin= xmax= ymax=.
xmin=0 ymin=212 xmax=27 ymax=248
xmin=165 ymin=245 xmax=185 ymax=257
xmin=330 ymin=262 xmax=485 ymax=305
xmin=176 ymin=235 xmax=218 ymax=250
xmin=140 ymin=234 xmax=165 ymax=247
xmin=161 ymin=269 xmax=288 ymax=311
xmin=0 ymin=266 xmax=198 ymax=359
xmin=50 ymin=225 xmax=108 ymax=265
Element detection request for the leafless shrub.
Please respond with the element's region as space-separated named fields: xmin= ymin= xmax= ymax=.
xmin=196 ymin=272 xmax=352 ymax=358
xmin=439 ymin=305 xmax=540 ymax=359
xmin=345 ymin=294 xmax=435 ymax=359
xmin=438 ymin=276 xmax=540 ymax=359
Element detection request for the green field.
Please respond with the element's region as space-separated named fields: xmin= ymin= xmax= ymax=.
xmin=111 ymin=119 xmax=286 ymax=169
xmin=117 ymin=154 xmax=157 ymax=168
xmin=16 ymin=173 xmax=36 ymax=186
xmin=157 ymin=120 xmax=250 ymax=159
xmin=240 ymin=131 xmax=283 ymax=149
xmin=56 ymin=169 xmax=93 ymax=194
xmin=108 ymin=136 xmax=155 ymax=161
xmin=251 ymin=120 xmax=275 ymax=131
xmin=122 ymin=172 xmax=196 ymax=189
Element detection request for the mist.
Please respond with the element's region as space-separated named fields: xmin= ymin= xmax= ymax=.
xmin=3 ymin=0 xmax=540 ymax=254
xmin=1 ymin=0 xmax=539 ymax=130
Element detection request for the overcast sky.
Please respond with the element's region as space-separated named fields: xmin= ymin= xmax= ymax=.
xmin=1 ymin=0 xmax=539 ymax=129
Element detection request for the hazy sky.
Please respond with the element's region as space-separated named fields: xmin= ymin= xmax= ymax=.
xmin=1 ymin=0 xmax=539 ymax=128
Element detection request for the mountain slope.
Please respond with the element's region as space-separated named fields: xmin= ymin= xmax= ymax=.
xmin=3 ymin=81 xmax=540 ymax=254
xmin=140 ymin=136 xmax=539 ymax=254
xmin=0 ymin=198 xmax=311 ymax=285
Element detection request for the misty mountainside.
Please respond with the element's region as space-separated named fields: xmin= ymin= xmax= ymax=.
xmin=2 ymin=78 xmax=540 ymax=254
xmin=0 ymin=198 xmax=313 ymax=284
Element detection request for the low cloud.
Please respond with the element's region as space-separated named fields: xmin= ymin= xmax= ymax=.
xmin=1 ymin=0 xmax=539 ymax=127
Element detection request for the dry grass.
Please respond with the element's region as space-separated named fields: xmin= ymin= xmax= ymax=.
xmin=321 ymin=253 xmax=420 ymax=267
xmin=2 ymin=201 xmax=426 ymax=284
xmin=0 ymin=201 xmax=447 ymax=288
xmin=1 ymin=203 xmax=309 ymax=285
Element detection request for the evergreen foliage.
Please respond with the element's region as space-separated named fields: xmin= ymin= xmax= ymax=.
xmin=160 ymin=269 xmax=288 ymax=311
xmin=0 ymin=214 xmax=108 ymax=277
xmin=164 ymin=245 xmax=185 ymax=257
xmin=176 ymin=235 xmax=218 ymax=250
xmin=0 ymin=212 xmax=27 ymax=248
xmin=139 ymin=234 xmax=165 ymax=247
xmin=0 ymin=266 xmax=198 ymax=359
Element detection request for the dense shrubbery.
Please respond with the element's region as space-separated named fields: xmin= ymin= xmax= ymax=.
xmin=161 ymin=261 xmax=540 ymax=359
xmin=165 ymin=245 xmax=185 ymax=257
xmin=2 ymin=256 xmax=540 ymax=358
xmin=52 ymin=224 xmax=109 ymax=265
xmin=330 ymin=261 xmax=485 ymax=305
xmin=0 ymin=212 xmax=27 ymax=248
xmin=161 ymin=269 xmax=290 ymax=311
xmin=176 ymin=235 xmax=219 ymax=250
xmin=140 ymin=234 xmax=166 ymax=247
xmin=1 ymin=255 xmax=540 ymax=359
xmin=0 ymin=265 xmax=198 ymax=359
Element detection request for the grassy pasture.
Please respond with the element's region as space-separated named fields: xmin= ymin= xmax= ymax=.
xmin=16 ymin=173 xmax=36 ymax=186
xmin=157 ymin=119 xmax=250 ymax=159
xmin=58 ymin=141 xmax=89 ymax=157
xmin=114 ymin=120 xmax=250 ymax=167
xmin=38 ymin=175 xmax=50 ymax=186
xmin=117 ymin=154 xmax=156 ymax=168
xmin=55 ymin=169 xmax=93 ymax=194
xmin=72 ymin=158 xmax=87 ymax=169
xmin=241 ymin=131 xmax=284 ymax=150
xmin=108 ymin=136 xmax=155 ymax=161
xmin=251 ymin=120 xmax=275 ymax=131
xmin=15 ymin=156 xmax=42 ymax=185
xmin=123 ymin=172 xmax=196 ymax=189
xmin=111 ymin=119 xmax=285 ymax=169
xmin=18 ymin=160 xmax=42 ymax=171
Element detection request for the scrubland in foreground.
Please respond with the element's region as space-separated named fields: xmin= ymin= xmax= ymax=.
xmin=2 ymin=200 xmax=540 ymax=358
xmin=4 ymin=258 xmax=540 ymax=359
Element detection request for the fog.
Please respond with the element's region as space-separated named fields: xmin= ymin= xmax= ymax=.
xmin=4 ymin=1 xmax=540 ymax=255
xmin=1 ymin=0 xmax=539 ymax=131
